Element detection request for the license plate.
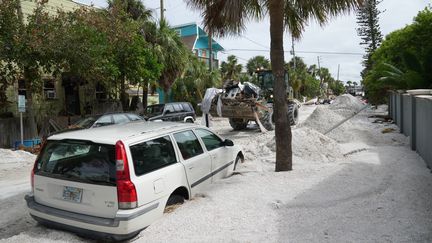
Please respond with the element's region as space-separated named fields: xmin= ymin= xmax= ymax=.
xmin=62 ymin=186 xmax=83 ymax=203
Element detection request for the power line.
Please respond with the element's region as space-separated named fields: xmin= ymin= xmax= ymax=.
xmin=219 ymin=51 xmax=250 ymax=62
xmin=240 ymin=35 xmax=270 ymax=49
xmin=223 ymin=48 xmax=363 ymax=56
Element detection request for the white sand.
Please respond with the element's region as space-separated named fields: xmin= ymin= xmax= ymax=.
xmin=0 ymin=97 xmax=431 ymax=242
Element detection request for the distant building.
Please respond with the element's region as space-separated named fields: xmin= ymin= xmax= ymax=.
xmin=173 ymin=23 xmax=224 ymax=69
xmin=155 ymin=23 xmax=224 ymax=103
xmin=6 ymin=0 xmax=101 ymax=118
xmin=20 ymin=0 xmax=87 ymax=18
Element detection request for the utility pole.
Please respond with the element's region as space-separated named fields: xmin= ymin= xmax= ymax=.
xmin=317 ymin=56 xmax=322 ymax=83
xmin=317 ymin=56 xmax=324 ymax=101
xmin=337 ymin=64 xmax=340 ymax=81
xmin=160 ymin=0 xmax=164 ymax=21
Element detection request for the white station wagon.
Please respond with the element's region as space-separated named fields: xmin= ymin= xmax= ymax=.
xmin=25 ymin=122 xmax=243 ymax=241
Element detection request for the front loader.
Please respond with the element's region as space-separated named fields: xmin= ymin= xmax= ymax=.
xmin=205 ymin=69 xmax=300 ymax=132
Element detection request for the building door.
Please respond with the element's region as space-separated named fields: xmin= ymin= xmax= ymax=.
xmin=62 ymin=74 xmax=81 ymax=116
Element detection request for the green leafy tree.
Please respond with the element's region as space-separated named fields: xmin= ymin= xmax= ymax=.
xmin=0 ymin=0 xmax=22 ymax=111
xmin=186 ymin=0 xmax=362 ymax=171
xmin=6 ymin=1 xmax=58 ymax=135
xmin=142 ymin=20 xmax=189 ymax=103
xmin=108 ymin=0 xmax=152 ymax=21
xmin=356 ymin=0 xmax=383 ymax=78
xmin=106 ymin=1 xmax=161 ymax=110
xmin=172 ymin=54 xmax=221 ymax=111
xmin=330 ymin=80 xmax=346 ymax=95
xmin=364 ymin=7 xmax=432 ymax=103
xmin=301 ymin=75 xmax=320 ymax=98
xmin=220 ymin=55 xmax=243 ymax=80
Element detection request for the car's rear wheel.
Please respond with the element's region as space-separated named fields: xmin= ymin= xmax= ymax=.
xmin=164 ymin=194 xmax=185 ymax=213
xmin=166 ymin=195 xmax=185 ymax=206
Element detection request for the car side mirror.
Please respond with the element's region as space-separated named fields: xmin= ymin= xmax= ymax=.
xmin=222 ymin=139 xmax=234 ymax=147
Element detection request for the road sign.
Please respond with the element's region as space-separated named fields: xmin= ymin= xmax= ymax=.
xmin=18 ymin=95 xmax=25 ymax=113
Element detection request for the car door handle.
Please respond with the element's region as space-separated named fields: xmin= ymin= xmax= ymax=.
xmin=188 ymin=166 xmax=194 ymax=170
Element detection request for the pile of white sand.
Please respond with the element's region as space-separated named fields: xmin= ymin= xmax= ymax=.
xmin=329 ymin=94 xmax=365 ymax=114
xmin=301 ymin=94 xmax=365 ymax=135
xmin=265 ymin=127 xmax=343 ymax=162
xmin=0 ymin=149 xmax=36 ymax=167
xmin=300 ymin=106 xmax=350 ymax=134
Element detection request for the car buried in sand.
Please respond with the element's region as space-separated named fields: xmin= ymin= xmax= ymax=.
xmin=25 ymin=121 xmax=243 ymax=241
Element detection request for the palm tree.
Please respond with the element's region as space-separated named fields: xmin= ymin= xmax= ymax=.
xmin=186 ymin=0 xmax=362 ymax=171
xmin=220 ymin=55 xmax=243 ymax=80
xmin=142 ymin=20 xmax=189 ymax=103
xmin=347 ymin=80 xmax=352 ymax=87
xmin=246 ymin=56 xmax=271 ymax=75
xmin=353 ymin=81 xmax=358 ymax=87
xmin=108 ymin=0 xmax=152 ymax=21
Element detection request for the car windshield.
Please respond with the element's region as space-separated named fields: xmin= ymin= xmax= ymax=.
xmin=35 ymin=140 xmax=116 ymax=186
xmin=73 ymin=116 xmax=99 ymax=129
xmin=146 ymin=105 xmax=164 ymax=117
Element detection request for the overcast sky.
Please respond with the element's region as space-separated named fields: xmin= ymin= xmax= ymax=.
xmin=79 ymin=0 xmax=430 ymax=83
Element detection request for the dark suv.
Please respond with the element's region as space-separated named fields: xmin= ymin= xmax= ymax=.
xmin=145 ymin=102 xmax=196 ymax=123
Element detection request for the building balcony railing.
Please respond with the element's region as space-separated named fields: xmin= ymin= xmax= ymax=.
xmin=197 ymin=57 xmax=219 ymax=69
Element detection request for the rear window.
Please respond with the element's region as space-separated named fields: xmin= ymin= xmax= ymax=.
xmin=35 ymin=140 xmax=116 ymax=186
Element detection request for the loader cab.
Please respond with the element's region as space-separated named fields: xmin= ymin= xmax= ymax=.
xmin=256 ymin=70 xmax=293 ymax=100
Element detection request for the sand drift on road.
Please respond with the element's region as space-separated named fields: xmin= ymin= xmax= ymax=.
xmin=0 ymin=94 xmax=431 ymax=242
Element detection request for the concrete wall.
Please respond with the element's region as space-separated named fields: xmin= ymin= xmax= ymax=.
xmin=395 ymin=94 xmax=402 ymax=128
xmin=390 ymin=92 xmax=432 ymax=170
xmin=414 ymin=96 xmax=432 ymax=169
xmin=402 ymin=94 xmax=412 ymax=138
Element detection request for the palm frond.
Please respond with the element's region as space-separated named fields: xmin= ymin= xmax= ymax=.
xmin=186 ymin=0 xmax=264 ymax=37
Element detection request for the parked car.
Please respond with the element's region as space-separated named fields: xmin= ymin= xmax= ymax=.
xmin=26 ymin=122 xmax=243 ymax=241
xmin=71 ymin=112 xmax=144 ymax=129
xmin=144 ymin=102 xmax=196 ymax=123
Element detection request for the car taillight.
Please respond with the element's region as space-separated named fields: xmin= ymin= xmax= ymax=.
xmin=115 ymin=140 xmax=137 ymax=209
xmin=32 ymin=141 xmax=46 ymax=194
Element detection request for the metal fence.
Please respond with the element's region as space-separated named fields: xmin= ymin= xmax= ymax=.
xmin=389 ymin=91 xmax=432 ymax=170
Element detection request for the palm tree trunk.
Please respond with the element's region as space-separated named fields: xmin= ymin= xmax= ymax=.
xmin=269 ymin=0 xmax=292 ymax=171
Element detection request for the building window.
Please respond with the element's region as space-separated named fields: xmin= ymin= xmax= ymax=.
xmin=95 ymin=82 xmax=107 ymax=101
xmin=201 ymin=50 xmax=206 ymax=58
xmin=43 ymin=79 xmax=56 ymax=99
